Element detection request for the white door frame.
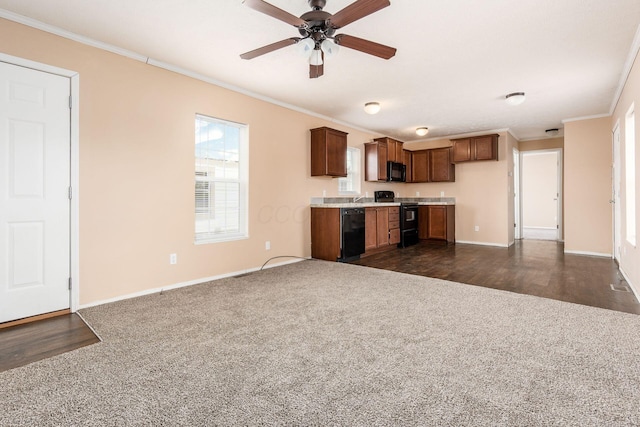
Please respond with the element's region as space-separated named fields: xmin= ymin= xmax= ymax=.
xmin=513 ymin=147 xmax=522 ymax=240
xmin=612 ymin=121 xmax=621 ymax=261
xmin=519 ymin=148 xmax=563 ymax=241
xmin=0 ymin=53 xmax=80 ymax=313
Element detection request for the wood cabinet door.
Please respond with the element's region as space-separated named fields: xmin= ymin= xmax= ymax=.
xmin=394 ymin=140 xmax=404 ymax=163
xmin=411 ymin=150 xmax=429 ymax=182
xmin=428 ymin=206 xmax=447 ymax=240
xmin=311 ymin=208 xmax=341 ymax=261
xmin=377 ymin=142 xmax=388 ymax=180
xmin=452 ymin=138 xmax=472 ymax=162
xmin=429 ymin=148 xmax=455 ymax=182
xmin=376 ymin=208 xmax=389 ymax=247
xmin=365 ymin=208 xmax=378 ymax=251
xmin=473 ymin=135 xmax=498 ymax=161
xmin=326 ymin=130 xmax=347 ymax=176
xmin=403 ymin=149 xmax=413 ymax=182
xmin=418 ymin=206 xmax=429 ymax=240
xmin=389 ymin=228 xmax=400 ymax=245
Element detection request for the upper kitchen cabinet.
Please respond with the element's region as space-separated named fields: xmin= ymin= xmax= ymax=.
xmin=451 ymin=134 xmax=499 ymax=163
xmin=429 ymin=147 xmax=455 ymax=182
xmin=310 ymin=127 xmax=348 ymax=177
xmin=364 ymin=140 xmax=388 ymax=181
xmin=408 ymin=148 xmax=454 ymax=183
xmin=403 ymin=149 xmax=413 ymax=182
xmin=374 ymin=137 xmax=404 ymax=163
xmin=410 ymin=150 xmax=429 ymax=183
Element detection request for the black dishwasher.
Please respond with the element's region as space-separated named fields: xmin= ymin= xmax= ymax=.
xmin=339 ymin=207 xmax=365 ymax=261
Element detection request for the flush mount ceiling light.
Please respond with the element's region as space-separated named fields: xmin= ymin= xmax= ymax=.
xmin=546 ymin=128 xmax=559 ymax=137
xmin=505 ymin=92 xmax=526 ymax=106
xmin=364 ymin=102 xmax=381 ymax=115
xmin=416 ymin=127 xmax=429 ymax=136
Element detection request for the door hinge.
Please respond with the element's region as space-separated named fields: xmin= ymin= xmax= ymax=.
xmin=69 ymin=95 xmax=72 ymax=109
xmin=68 ymin=186 xmax=72 ymax=200
xmin=68 ymin=277 xmax=72 ymax=290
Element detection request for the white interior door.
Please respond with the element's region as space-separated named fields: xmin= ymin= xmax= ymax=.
xmin=0 ymin=61 xmax=71 ymax=323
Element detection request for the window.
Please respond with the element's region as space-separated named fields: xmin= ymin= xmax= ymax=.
xmin=338 ymin=147 xmax=361 ymax=195
xmin=195 ymin=114 xmax=248 ymax=243
xmin=625 ymin=104 xmax=636 ymax=246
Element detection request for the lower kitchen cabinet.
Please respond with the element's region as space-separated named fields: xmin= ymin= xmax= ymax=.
xmin=311 ymin=208 xmax=340 ymax=261
xmin=365 ymin=206 xmax=400 ymax=252
xmin=418 ymin=205 xmax=455 ymax=243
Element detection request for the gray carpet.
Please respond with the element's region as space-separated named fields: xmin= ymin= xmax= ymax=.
xmin=2 ymin=260 xmax=640 ymax=426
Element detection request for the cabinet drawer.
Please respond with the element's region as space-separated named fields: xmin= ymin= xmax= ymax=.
xmin=389 ymin=212 xmax=400 ymax=222
xmin=388 ymin=220 xmax=400 ymax=229
xmin=389 ymin=207 xmax=400 ymax=215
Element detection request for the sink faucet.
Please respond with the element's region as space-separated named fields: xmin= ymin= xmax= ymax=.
xmin=353 ymin=195 xmax=366 ymax=203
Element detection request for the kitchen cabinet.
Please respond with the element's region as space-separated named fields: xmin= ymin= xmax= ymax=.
xmin=365 ymin=206 xmax=400 ymax=251
xmin=374 ymin=137 xmax=404 ymax=163
xmin=408 ymin=148 xmax=454 ymax=183
xmin=388 ymin=206 xmax=400 ymax=245
xmin=311 ymin=207 xmax=341 ymax=261
xmin=418 ymin=205 xmax=455 ymax=243
xmin=411 ymin=150 xmax=429 ymax=183
xmin=403 ymin=149 xmax=413 ymax=183
xmin=364 ymin=140 xmax=388 ymax=181
xmin=429 ymin=147 xmax=455 ymax=182
xmin=310 ymin=127 xmax=348 ymax=177
xmin=451 ymin=134 xmax=499 ymax=163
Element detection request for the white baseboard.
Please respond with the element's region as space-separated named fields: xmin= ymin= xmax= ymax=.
xmin=78 ymin=257 xmax=306 ymax=310
xmin=456 ymin=240 xmax=509 ymax=248
xmin=563 ymin=249 xmax=612 ymax=258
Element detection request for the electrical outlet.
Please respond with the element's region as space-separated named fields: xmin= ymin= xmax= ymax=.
xmin=440 ymin=191 xmax=445 ymax=197
xmin=474 ymin=226 xmax=480 ymax=232
xmin=322 ymin=190 xmax=327 ymax=197
xmin=169 ymin=253 xmax=177 ymax=264
xmin=416 ymin=191 xmax=420 ymax=197
xmin=265 ymin=241 xmax=271 ymax=250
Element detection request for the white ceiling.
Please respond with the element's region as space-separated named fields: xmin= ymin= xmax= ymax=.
xmin=2 ymin=0 xmax=640 ymax=141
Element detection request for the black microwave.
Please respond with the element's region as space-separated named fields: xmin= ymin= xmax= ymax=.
xmin=387 ymin=161 xmax=406 ymax=182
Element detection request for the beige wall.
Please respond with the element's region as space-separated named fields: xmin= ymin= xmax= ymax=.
xmin=519 ymin=137 xmax=564 ymax=152
xmin=564 ymin=116 xmax=612 ymax=256
xmin=612 ymin=47 xmax=640 ymax=293
xmin=0 ymin=19 xmax=382 ymax=305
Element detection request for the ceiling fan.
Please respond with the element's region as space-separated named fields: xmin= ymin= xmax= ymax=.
xmin=240 ymin=0 xmax=397 ymax=78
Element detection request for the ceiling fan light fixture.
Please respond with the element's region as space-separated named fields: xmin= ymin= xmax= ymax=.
xmin=546 ymin=128 xmax=560 ymax=137
xmin=416 ymin=127 xmax=429 ymax=136
xmin=505 ymin=92 xmax=526 ymax=106
xmin=296 ymin=38 xmax=315 ymax=58
xmin=309 ymin=49 xmax=323 ymax=65
xmin=320 ymin=39 xmax=339 ymax=57
xmin=364 ymin=102 xmax=381 ymax=114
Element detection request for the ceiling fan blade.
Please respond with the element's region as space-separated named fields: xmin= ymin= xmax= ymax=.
xmin=334 ymin=34 xmax=396 ymax=59
xmin=243 ymin=0 xmax=307 ymax=27
xmin=329 ymin=0 xmax=390 ymax=29
xmin=309 ymin=63 xmax=324 ymax=79
xmin=309 ymin=51 xmax=325 ymax=78
xmin=240 ymin=38 xmax=300 ymax=60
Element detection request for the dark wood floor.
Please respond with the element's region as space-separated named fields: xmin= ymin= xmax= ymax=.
xmin=352 ymin=239 xmax=640 ymax=314
xmin=0 ymin=313 xmax=100 ymax=372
